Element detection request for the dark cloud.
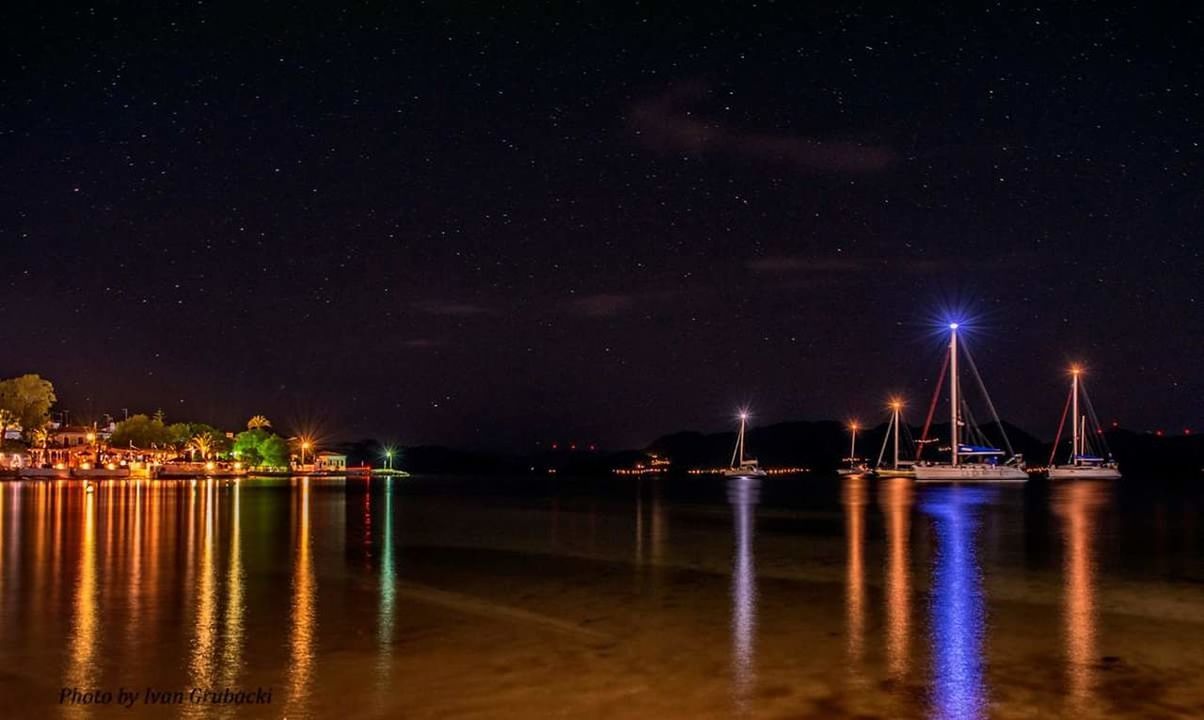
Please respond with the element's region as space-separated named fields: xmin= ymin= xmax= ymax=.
xmin=629 ymin=81 xmax=895 ymax=174
xmin=745 ymin=255 xmax=947 ymax=277
xmin=570 ymin=293 xmax=636 ymax=318
xmin=414 ymin=301 xmax=496 ymax=317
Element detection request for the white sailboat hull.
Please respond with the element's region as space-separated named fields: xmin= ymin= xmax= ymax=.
xmin=914 ymin=463 xmax=1028 ymax=483
xmin=874 ymin=467 xmax=916 ymax=478
xmin=1047 ymin=465 xmax=1121 ymax=480
xmin=723 ymin=467 xmax=767 ymax=478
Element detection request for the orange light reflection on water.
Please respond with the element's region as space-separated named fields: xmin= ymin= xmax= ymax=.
xmin=843 ymin=475 xmax=866 ymax=665
xmin=64 ymin=489 xmax=97 ymax=720
xmin=287 ymin=478 xmax=316 ymax=717
xmin=882 ymin=477 xmax=913 ymax=679
xmin=1055 ymin=482 xmax=1107 ymax=713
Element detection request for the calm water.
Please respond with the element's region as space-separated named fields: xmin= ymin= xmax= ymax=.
xmin=0 ymin=475 xmax=1201 ymax=719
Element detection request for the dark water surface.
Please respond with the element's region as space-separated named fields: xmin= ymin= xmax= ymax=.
xmin=0 ymin=475 xmax=1201 ymax=719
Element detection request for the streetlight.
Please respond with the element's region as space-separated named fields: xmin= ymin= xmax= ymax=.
xmin=300 ymin=440 xmax=311 ymax=467
xmin=384 ymin=449 xmax=393 ymax=470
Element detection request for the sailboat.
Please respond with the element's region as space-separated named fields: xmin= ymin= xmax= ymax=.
xmin=874 ymin=399 xmax=915 ymax=478
xmin=1047 ymin=366 xmax=1121 ymax=480
xmin=914 ymin=323 xmax=1028 ymax=483
xmin=837 ymin=421 xmax=870 ymax=476
xmin=724 ymin=411 xmax=767 ymax=478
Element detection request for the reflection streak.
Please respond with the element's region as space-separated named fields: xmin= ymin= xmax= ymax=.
xmin=882 ymin=478 xmax=913 ymax=679
xmin=1055 ymin=482 xmax=1105 ymax=712
xmin=222 ymin=481 xmax=245 ymax=690
xmin=376 ymin=480 xmax=395 ymax=699
xmin=64 ymin=490 xmax=98 ymax=720
xmin=843 ymin=476 xmax=866 ymax=664
xmin=287 ymin=479 xmax=316 ymax=718
xmin=186 ymin=481 xmax=218 ymax=719
xmin=921 ymin=488 xmax=991 ymax=720
xmin=728 ymin=477 xmax=758 ymax=712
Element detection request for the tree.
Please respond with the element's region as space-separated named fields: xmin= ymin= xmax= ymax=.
xmin=0 ymin=408 xmax=17 ymax=444
xmin=166 ymin=423 xmax=192 ymax=453
xmin=109 ymin=414 xmax=171 ymax=448
xmin=189 ymin=424 xmax=232 ymax=457
xmin=246 ymin=415 xmax=272 ymax=431
xmin=0 ymin=374 xmax=56 ymax=440
xmin=188 ymin=433 xmax=214 ymax=461
xmin=259 ymin=435 xmax=290 ymax=469
xmin=233 ymin=428 xmax=269 ymax=467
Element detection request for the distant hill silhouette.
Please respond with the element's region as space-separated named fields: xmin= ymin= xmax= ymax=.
xmin=335 ymin=422 xmax=1203 ymax=477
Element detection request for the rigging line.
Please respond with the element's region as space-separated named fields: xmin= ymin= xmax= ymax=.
xmin=1049 ymin=383 xmax=1073 ymax=466
xmin=876 ymin=410 xmax=894 ymax=468
xmin=959 ymin=336 xmax=1015 ymax=456
xmin=916 ymin=348 xmax=950 ymax=462
xmin=1078 ymin=377 xmax=1112 ymax=458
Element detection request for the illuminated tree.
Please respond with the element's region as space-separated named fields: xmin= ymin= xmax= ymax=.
xmin=188 ymin=433 xmax=214 ymax=461
xmin=0 ymin=374 xmax=56 ymax=441
xmin=233 ymin=428 xmax=269 ymax=467
xmin=259 ymin=435 xmax=290 ymax=469
xmin=166 ymin=423 xmax=192 ymax=452
xmin=110 ymin=414 xmax=171 ymax=448
xmin=246 ymin=415 xmax=272 ymax=431
xmin=0 ymin=408 xmax=17 ymax=445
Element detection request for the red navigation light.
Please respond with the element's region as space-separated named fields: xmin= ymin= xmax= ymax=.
xmin=551 ymin=442 xmax=558 ymax=450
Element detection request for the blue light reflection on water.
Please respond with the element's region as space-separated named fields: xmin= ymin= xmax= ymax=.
xmin=920 ymin=487 xmax=996 ymax=720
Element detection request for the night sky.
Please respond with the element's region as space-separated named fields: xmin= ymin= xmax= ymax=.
xmin=2 ymin=3 xmax=1200 ymax=450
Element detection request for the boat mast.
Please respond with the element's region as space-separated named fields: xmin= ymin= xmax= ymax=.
xmin=1071 ymin=367 xmax=1080 ymax=464
xmin=732 ymin=414 xmax=741 ymax=464
xmin=892 ymin=402 xmax=901 ymax=469
xmin=950 ymin=324 xmax=959 ymax=466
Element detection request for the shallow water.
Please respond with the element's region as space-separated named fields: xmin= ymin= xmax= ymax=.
xmin=0 ymin=474 xmax=1201 ymax=718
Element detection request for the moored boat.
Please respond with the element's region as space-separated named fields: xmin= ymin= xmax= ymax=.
xmin=723 ymin=411 xmax=767 ymax=478
xmin=913 ymin=323 xmax=1027 ymax=483
xmin=873 ymin=399 xmax=915 ymax=478
xmin=1047 ymin=366 xmax=1121 ymax=480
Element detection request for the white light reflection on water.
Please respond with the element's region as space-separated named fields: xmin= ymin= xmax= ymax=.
xmin=376 ymin=479 xmax=396 ymax=704
xmin=921 ymin=487 xmax=994 ymax=720
xmin=727 ymin=476 xmax=759 ymax=713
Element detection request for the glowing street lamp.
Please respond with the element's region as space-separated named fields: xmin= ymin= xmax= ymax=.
xmin=299 ymin=439 xmax=312 ymax=466
xmin=384 ymin=449 xmax=394 ymax=470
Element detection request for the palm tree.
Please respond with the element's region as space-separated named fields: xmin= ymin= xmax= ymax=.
xmin=29 ymin=426 xmax=51 ymax=465
xmin=31 ymin=426 xmax=50 ymax=449
xmin=188 ymin=433 xmax=214 ymax=461
xmin=246 ymin=415 xmax=272 ymax=431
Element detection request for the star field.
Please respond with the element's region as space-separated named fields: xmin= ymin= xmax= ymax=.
xmin=1 ymin=2 xmax=1200 ymax=449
